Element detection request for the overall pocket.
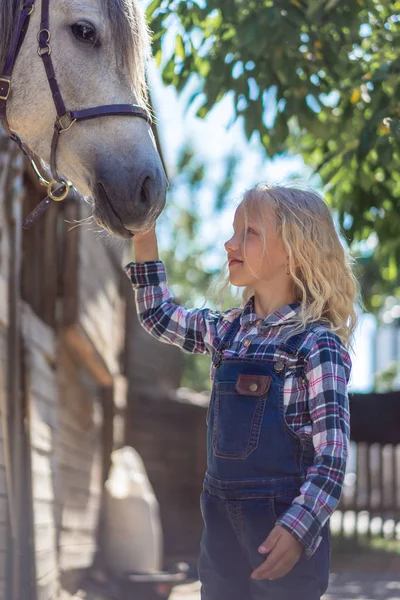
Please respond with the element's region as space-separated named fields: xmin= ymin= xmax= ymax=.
xmin=212 ymin=374 xmax=272 ymax=460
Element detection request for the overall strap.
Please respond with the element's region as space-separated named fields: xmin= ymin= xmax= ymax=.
xmin=277 ymin=322 xmax=323 ymax=358
xmin=278 ymin=331 xmax=308 ymax=357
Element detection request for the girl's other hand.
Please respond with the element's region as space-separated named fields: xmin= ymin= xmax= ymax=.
xmin=251 ymin=525 xmax=304 ymax=580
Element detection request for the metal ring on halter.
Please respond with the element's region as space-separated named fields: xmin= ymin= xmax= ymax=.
xmin=37 ymin=44 xmax=51 ymax=56
xmin=37 ymin=29 xmax=51 ymax=56
xmin=47 ymin=179 xmax=71 ymax=202
xmin=24 ymin=4 xmax=34 ymax=15
xmin=37 ymin=29 xmax=51 ymax=43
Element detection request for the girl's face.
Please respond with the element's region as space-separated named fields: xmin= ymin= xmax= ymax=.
xmin=224 ymin=203 xmax=288 ymax=290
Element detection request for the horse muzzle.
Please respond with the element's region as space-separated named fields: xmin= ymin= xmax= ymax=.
xmin=92 ymin=164 xmax=167 ymax=239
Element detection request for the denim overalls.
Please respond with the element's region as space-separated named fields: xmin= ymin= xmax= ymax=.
xmin=198 ymin=314 xmax=331 ymax=600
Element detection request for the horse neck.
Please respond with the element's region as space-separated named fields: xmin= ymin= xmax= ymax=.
xmin=0 ymin=0 xmax=20 ymax=72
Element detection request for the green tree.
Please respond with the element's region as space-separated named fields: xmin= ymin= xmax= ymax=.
xmin=148 ymin=0 xmax=400 ymax=309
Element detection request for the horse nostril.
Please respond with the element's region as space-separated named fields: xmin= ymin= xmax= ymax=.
xmin=140 ymin=177 xmax=150 ymax=206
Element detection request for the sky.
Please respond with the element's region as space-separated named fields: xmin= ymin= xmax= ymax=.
xmin=148 ymin=63 xmax=376 ymax=394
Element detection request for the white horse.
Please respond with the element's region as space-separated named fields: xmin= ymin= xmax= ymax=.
xmin=0 ymin=0 xmax=168 ymax=238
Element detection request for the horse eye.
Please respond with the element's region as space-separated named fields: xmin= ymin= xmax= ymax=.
xmin=71 ymin=21 xmax=98 ymax=45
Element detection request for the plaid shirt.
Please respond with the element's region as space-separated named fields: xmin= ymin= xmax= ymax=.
xmin=125 ymin=260 xmax=351 ymax=558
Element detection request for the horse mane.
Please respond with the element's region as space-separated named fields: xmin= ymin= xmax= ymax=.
xmin=99 ymin=0 xmax=151 ymax=107
xmin=0 ymin=0 xmax=19 ymax=72
xmin=0 ymin=0 xmax=151 ymax=107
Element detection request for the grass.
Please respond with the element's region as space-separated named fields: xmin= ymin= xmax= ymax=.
xmin=330 ymin=531 xmax=400 ymax=573
xmin=331 ymin=531 xmax=400 ymax=555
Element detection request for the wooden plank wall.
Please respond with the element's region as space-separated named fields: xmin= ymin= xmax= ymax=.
xmin=77 ymin=220 xmax=126 ymax=379
xmin=0 ymin=135 xmax=11 ymax=326
xmin=22 ymin=303 xmax=104 ymax=599
xmin=0 ymin=331 xmax=8 ymax=600
xmin=123 ymin=280 xmax=183 ymax=393
xmin=56 ymin=344 xmax=103 ymax=577
xmin=21 ymin=178 xmax=59 ymax=330
xmin=123 ymin=275 xmax=190 ymax=563
xmin=0 ymin=297 xmax=8 ymax=598
xmin=22 ymin=303 xmax=60 ymax=600
xmin=0 ymin=131 xmax=24 ymax=600
xmin=2 ymin=133 xmax=129 ymax=598
xmin=126 ymin=389 xmax=207 ymax=563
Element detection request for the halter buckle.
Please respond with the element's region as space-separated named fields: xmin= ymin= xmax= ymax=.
xmin=0 ymin=78 xmax=11 ymax=101
xmin=57 ymin=112 xmax=77 ymax=133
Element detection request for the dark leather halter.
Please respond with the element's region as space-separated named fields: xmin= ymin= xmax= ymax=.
xmin=0 ymin=0 xmax=152 ymax=229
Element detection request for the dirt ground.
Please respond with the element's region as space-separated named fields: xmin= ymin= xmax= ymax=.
xmin=75 ymin=541 xmax=400 ymax=599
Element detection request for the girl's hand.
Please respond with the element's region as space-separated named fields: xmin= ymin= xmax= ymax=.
xmin=134 ymin=224 xmax=156 ymax=240
xmin=132 ymin=224 xmax=159 ymax=262
xmin=251 ymin=525 xmax=304 ymax=581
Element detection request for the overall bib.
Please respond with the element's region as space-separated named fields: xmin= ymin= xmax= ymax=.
xmin=199 ymin=315 xmax=331 ymax=600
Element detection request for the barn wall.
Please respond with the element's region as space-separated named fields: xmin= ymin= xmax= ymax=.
xmin=76 ymin=212 xmax=126 ymax=380
xmin=2 ymin=125 xmax=190 ymax=599
xmin=0 ymin=312 xmax=8 ymax=599
xmin=123 ymin=276 xmax=183 ymax=394
xmin=122 ymin=258 xmax=208 ymax=563
xmin=0 ymin=132 xmax=26 ymax=600
xmin=0 ymin=139 xmax=10 ymax=600
xmin=56 ymin=344 xmax=103 ymax=576
xmin=21 ymin=302 xmax=105 ymax=598
xmin=125 ymin=385 xmax=207 ymax=563
xmin=22 ymin=303 xmax=60 ymax=599
xmin=0 ymin=330 xmax=7 ymax=600
xmin=16 ymin=184 xmax=127 ymax=600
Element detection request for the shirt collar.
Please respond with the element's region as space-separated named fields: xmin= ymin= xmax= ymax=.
xmin=240 ymin=297 xmax=302 ymax=329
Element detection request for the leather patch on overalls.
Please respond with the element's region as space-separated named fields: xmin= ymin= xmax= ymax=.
xmin=235 ymin=374 xmax=272 ymax=396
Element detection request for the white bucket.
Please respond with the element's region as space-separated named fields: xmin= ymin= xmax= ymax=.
xmin=104 ymin=446 xmax=163 ymax=574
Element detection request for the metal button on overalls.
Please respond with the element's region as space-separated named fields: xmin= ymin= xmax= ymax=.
xmin=274 ymin=360 xmax=285 ymax=373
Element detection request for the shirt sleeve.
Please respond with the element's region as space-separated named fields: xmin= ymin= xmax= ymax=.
xmin=124 ymin=260 xmax=230 ymax=355
xmin=276 ymin=330 xmax=351 ymax=559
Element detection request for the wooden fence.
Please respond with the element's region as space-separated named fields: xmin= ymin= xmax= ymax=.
xmin=336 ymin=392 xmax=400 ymax=540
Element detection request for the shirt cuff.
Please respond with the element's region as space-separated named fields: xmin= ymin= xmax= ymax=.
xmin=124 ymin=260 xmax=166 ymax=287
xmin=277 ymin=503 xmax=322 ymax=559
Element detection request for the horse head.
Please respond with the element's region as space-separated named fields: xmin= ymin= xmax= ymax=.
xmin=0 ymin=0 xmax=168 ymax=238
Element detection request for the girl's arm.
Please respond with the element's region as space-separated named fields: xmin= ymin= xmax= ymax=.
xmin=125 ymin=226 xmax=233 ymax=355
xmin=275 ymin=331 xmax=351 ymax=558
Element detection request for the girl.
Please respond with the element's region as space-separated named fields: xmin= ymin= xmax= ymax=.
xmin=124 ymin=184 xmax=357 ymax=600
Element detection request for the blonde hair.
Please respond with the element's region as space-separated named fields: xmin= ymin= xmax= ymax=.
xmin=212 ymin=184 xmax=360 ymax=349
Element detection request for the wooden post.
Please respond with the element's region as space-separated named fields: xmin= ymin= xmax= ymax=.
xmin=0 ymin=129 xmax=26 ymax=600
